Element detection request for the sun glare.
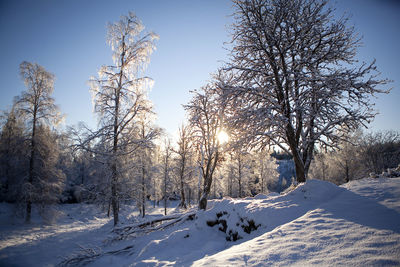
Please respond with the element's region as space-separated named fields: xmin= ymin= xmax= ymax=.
xmin=217 ymin=130 xmax=229 ymax=144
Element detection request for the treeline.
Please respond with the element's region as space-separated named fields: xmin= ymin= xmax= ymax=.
xmin=310 ymin=130 xmax=400 ymax=184
xmin=0 ymin=102 xmax=280 ymax=222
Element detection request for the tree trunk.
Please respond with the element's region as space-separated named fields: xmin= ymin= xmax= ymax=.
xmin=199 ymin=195 xmax=207 ymax=210
xmin=199 ymin=188 xmax=208 ymax=210
xmin=179 ymin=182 xmax=186 ymax=209
xmin=80 ymin=163 xmax=85 ymax=185
xmin=199 ymin=148 xmax=219 ymax=210
xmin=153 ymin=179 xmax=156 ymax=208
xmin=293 ymin=155 xmax=306 ymax=183
xmin=110 ymin=36 xmax=126 ymax=227
xmin=188 ymin=188 xmax=191 ymax=207
xmin=26 ymin=111 xmax=37 ymax=223
xmin=260 ymin=162 xmax=264 ymax=193
xmin=142 ymin=163 xmax=146 ymax=218
xmin=345 ymin=160 xmax=349 ymax=183
xmin=238 ymin=178 xmax=242 ymax=198
xmin=197 ymin=166 xmax=201 ymax=203
xmin=164 ymin=197 xmax=167 ymax=216
xmin=164 ymin=167 xmax=167 ymax=216
xmin=178 ymin=161 xmax=186 ymax=209
xmin=111 ymin=114 xmax=119 ymax=226
xmin=229 ymin=167 xmax=233 ymax=197
xmin=199 ymin=171 xmax=213 ymax=210
xmin=111 ymin=162 xmax=119 ymax=226
xmin=111 ymin=113 xmax=119 ymax=226
xmin=107 ymin=198 xmax=111 ymax=217
xmin=286 ymin=124 xmax=306 ymax=183
xmin=238 ymin=155 xmax=242 ymax=198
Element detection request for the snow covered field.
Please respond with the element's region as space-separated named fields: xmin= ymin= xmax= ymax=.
xmin=1 ymin=177 xmax=400 ymax=266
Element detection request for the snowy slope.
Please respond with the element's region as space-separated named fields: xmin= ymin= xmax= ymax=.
xmin=1 ymin=178 xmax=399 ymax=266
xmin=195 ymin=178 xmax=400 ymax=266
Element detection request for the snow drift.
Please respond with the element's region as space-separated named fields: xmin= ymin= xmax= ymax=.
xmin=1 ymin=178 xmax=400 ymax=266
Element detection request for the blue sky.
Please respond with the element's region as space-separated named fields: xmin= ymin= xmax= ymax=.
xmin=0 ymin=0 xmax=399 ymax=136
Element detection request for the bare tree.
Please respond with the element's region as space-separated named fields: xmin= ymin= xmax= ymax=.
xmin=15 ymin=61 xmax=63 ymax=222
xmin=217 ymin=0 xmax=389 ymax=183
xmin=89 ymin=12 xmax=158 ymax=225
xmin=185 ymin=85 xmax=224 ymax=210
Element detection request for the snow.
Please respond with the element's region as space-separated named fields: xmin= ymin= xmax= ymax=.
xmin=0 ymin=204 xmax=112 ymax=266
xmin=195 ymin=178 xmax=400 ymax=266
xmin=1 ymin=177 xmax=400 ymax=266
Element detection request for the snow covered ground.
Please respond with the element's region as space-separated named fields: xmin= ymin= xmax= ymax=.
xmin=1 ymin=177 xmax=400 ymax=266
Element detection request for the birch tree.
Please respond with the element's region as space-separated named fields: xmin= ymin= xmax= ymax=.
xmin=90 ymin=12 xmax=158 ymax=225
xmin=15 ymin=61 xmax=63 ymax=222
xmin=217 ymin=0 xmax=390 ymax=183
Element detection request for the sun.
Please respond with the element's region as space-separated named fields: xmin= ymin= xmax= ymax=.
xmin=217 ymin=130 xmax=229 ymax=144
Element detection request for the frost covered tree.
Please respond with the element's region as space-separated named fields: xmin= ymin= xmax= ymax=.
xmin=14 ymin=61 xmax=63 ymax=222
xmin=161 ymin=139 xmax=172 ymax=215
xmin=217 ymin=0 xmax=389 ymax=183
xmin=309 ymin=130 xmax=400 ymax=184
xmin=172 ymin=124 xmax=194 ymax=209
xmin=28 ymin=125 xmax=65 ymax=221
xmin=359 ymin=131 xmax=400 ymax=175
xmin=231 ymin=149 xmax=251 ymax=198
xmin=310 ymin=140 xmax=362 ymax=184
xmin=88 ymin=141 xmax=114 ymax=210
xmin=333 ymin=133 xmax=363 ymax=183
xmin=225 ymin=153 xmax=235 ymax=197
xmin=135 ymin=117 xmax=160 ymax=217
xmin=89 ymin=12 xmax=158 ymax=225
xmin=185 ymin=85 xmax=225 ymax=210
xmin=0 ymin=107 xmax=27 ymax=202
xmin=255 ymin=150 xmax=279 ymax=193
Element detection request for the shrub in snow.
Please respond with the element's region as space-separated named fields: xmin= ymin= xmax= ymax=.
xmin=369 ymin=166 xmax=400 ymax=179
xmin=380 ymin=167 xmax=400 ymax=178
xmin=205 ymin=210 xmax=260 ymax=241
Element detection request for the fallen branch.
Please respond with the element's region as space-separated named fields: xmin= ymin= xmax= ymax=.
xmin=58 ymin=244 xmax=134 ymax=266
xmin=112 ymin=212 xmax=196 ymax=241
xmin=113 ymin=213 xmax=183 ymax=234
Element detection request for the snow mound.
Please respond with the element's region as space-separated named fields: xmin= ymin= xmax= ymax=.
xmin=286 ymin=179 xmax=345 ymax=202
xmin=195 ymin=179 xmax=345 ymax=242
xmin=194 ymin=177 xmax=400 ymax=266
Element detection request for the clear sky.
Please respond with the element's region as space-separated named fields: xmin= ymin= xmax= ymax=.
xmin=0 ymin=0 xmax=399 ymax=137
